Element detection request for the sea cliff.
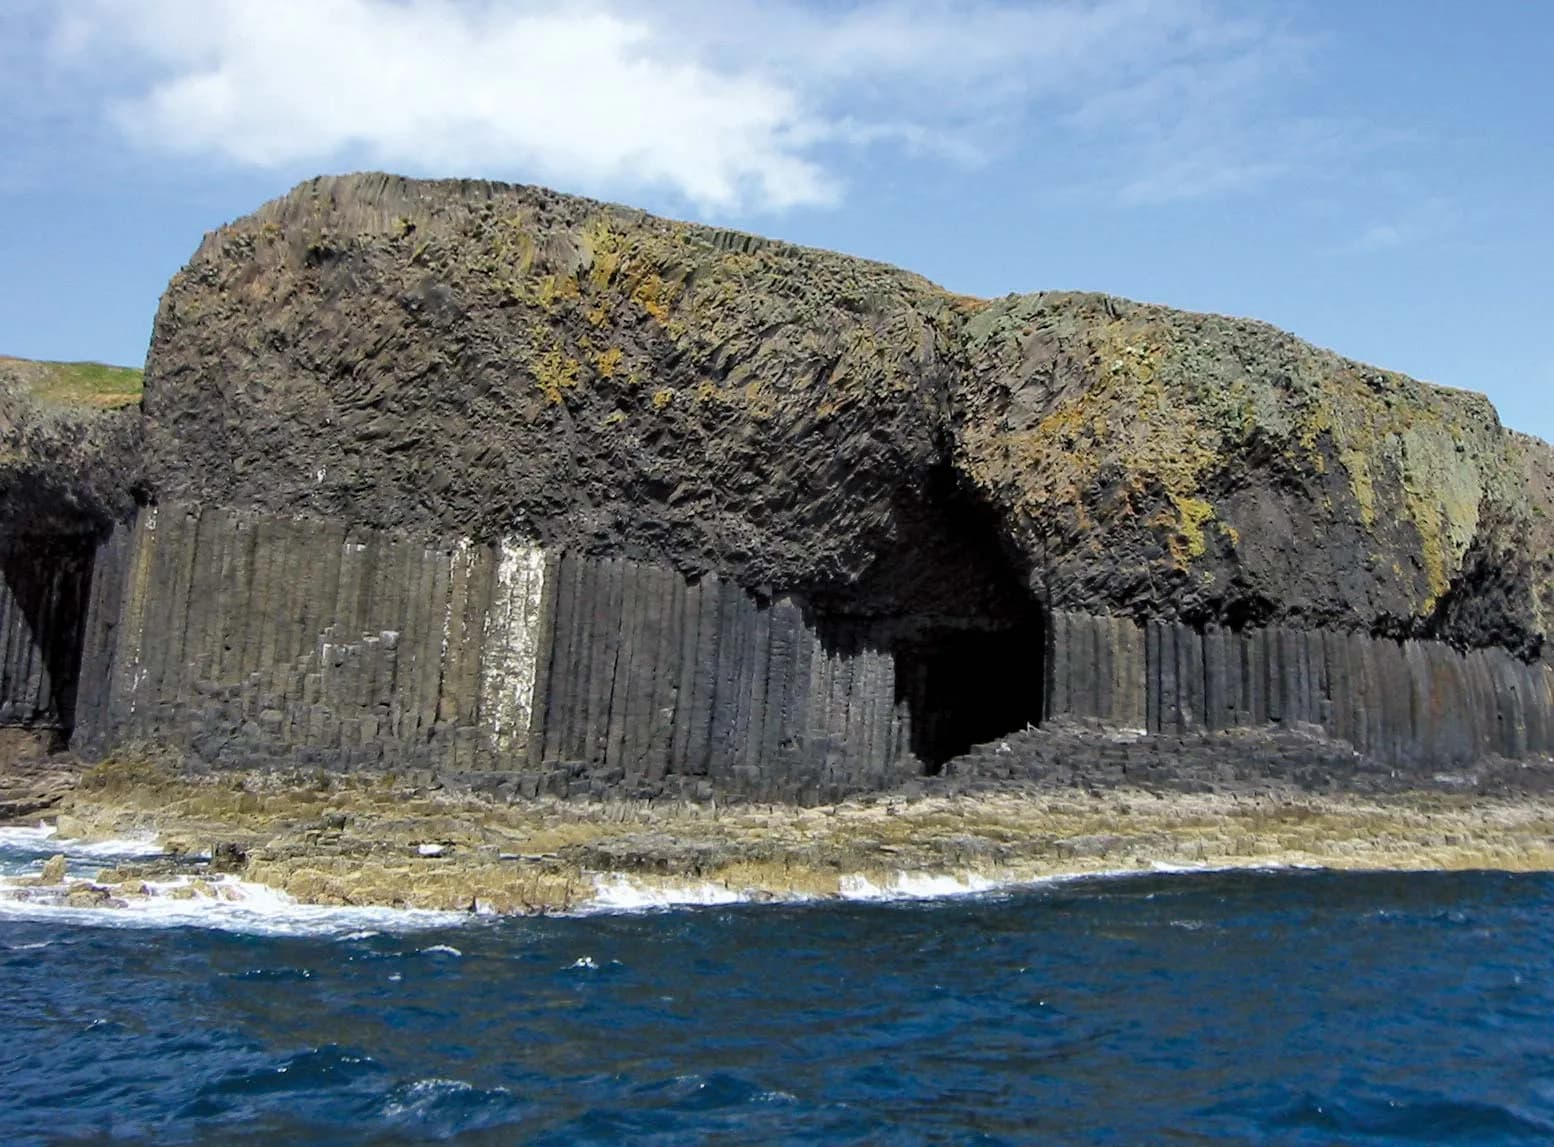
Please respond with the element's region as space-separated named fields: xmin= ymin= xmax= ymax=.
xmin=4 ymin=173 xmax=1554 ymax=905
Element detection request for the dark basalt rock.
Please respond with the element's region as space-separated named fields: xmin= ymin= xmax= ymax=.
xmin=7 ymin=172 xmax=1554 ymax=800
xmin=0 ymin=378 xmax=142 ymax=537
xmin=954 ymin=292 xmax=1554 ymax=651
xmin=131 ymin=174 xmax=1554 ymax=654
xmin=141 ymin=173 xmax=964 ymax=607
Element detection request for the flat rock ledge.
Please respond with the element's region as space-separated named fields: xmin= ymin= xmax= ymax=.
xmin=7 ymin=738 xmax=1554 ymax=915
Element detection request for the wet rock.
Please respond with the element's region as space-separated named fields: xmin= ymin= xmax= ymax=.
xmin=0 ymin=745 xmax=78 ymax=825
xmin=65 ymin=885 xmax=112 ymax=909
xmin=209 ymin=841 xmax=247 ymax=873
xmin=39 ymin=854 xmax=67 ymax=885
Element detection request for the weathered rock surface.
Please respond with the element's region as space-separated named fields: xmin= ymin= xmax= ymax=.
xmin=134 ymin=174 xmax=1554 ymax=651
xmin=22 ymin=753 xmax=1554 ymax=915
xmin=956 ymin=292 xmax=1554 ymax=650
xmin=143 ymin=173 xmax=967 ymax=609
xmin=0 ymin=730 xmax=75 ymax=822
xmin=0 ymin=361 xmax=143 ymax=536
xmin=8 ymin=172 xmax=1554 ymax=800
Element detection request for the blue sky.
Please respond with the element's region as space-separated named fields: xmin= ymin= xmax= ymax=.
xmin=2 ymin=0 xmax=1550 ymax=437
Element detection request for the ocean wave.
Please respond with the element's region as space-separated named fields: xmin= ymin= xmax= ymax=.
xmin=0 ymin=820 xmax=1331 ymax=933
xmin=379 ymin=1076 xmax=524 ymax=1133
xmin=0 ymin=868 xmax=464 ymax=937
xmin=578 ymin=867 xmax=1147 ymax=914
xmin=575 ymin=860 xmax=1337 ymax=914
xmin=837 ymin=871 xmax=1001 ymax=901
xmin=582 ymin=873 xmax=753 ymax=913
xmin=0 ymin=823 xmax=164 ymax=862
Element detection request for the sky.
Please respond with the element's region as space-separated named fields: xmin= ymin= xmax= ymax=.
xmin=1 ymin=0 xmax=1550 ymax=437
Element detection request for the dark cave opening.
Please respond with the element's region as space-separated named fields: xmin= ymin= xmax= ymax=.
xmin=895 ymin=617 xmax=1047 ymax=770
xmin=827 ymin=461 xmax=1050 ymax=772
xmin=0 ymin=536 xmax=96 ymax=733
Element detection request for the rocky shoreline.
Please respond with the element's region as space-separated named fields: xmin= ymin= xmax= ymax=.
xmin=7 ymin=731 xmax=1554 ymax=916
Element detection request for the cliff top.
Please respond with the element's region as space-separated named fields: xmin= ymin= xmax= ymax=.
xmin=94 ymin=172 xmax=1554 ymax=656
xmin=0 ymin=356 xmax=143 ymax=412
xmin=226 ymin=173 xmax=1519 ymax=421
xmin=0 ymin=358 xmax=143 ymax=534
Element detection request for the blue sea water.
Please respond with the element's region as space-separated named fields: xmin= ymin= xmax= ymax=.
xmin=3 ymin=833 xmax=1554 ymax=1144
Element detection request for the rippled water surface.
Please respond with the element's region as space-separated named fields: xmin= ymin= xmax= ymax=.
xmin=4 ymin=839 xmax=1554 ymax=1144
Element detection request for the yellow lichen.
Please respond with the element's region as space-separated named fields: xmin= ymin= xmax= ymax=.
xmin=536 ymin=273 xmax=580 ymax=310
xmin=632 ymin=273 xmax=673 ymax=324
xmin=594 ymin=346 xmax=623 ymax=379
xmin=583 ymin=216 xmax=624 ymax=292
xmin=532 ymin=350 xmax=581 ymax=405
xmin=1172 ymin=495 xmax=1217 ymax=560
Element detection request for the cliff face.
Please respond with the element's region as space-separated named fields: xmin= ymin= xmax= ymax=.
xmin=0 ymin=360 xmax=143 ymax=729
xmin=8 ymin=173 xmax=1554 ymax=797
xmin=141 ymin=174 xmax=1554 ymax=653
xmin=0 ymin=360 xmax=143 ymax=535
xmin=957 ymin=293 xmax=1554 ymax=655
xmin=143 ymin=173 xmax=968 ymax=611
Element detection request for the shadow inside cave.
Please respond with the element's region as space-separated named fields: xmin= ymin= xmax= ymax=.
xmin=811 ymin=462 xmax=1050 ymax=773
xmin=0 ymin=536 xmax=96 ymax=733
xmin=894 ymin=618 xmax=1047 ymax=771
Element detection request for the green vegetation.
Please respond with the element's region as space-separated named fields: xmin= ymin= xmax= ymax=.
xmin=0 ymin=355 xmax=143 ymax=410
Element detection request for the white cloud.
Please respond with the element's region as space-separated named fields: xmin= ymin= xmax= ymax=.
xmin=1340 ymin=197 xmax=1460 ymax=254
xmin=41 ymin=0 xmax=1335 ymax=213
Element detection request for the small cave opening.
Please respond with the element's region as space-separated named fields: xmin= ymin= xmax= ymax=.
xmin=894 ymin=617 xmax=1046 ymax=770
xmin=0 ymin=535 xmax=97 ymax=736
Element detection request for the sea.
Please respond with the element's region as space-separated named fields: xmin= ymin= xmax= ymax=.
xmin=3 ymin=828 xmax=1554 ymax=1144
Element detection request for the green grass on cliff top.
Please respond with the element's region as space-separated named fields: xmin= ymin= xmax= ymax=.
xmin=0 ymin=355 xmax=143 ymax=409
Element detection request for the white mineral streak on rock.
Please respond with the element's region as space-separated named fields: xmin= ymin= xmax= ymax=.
xmin=440 ymin=538 xmax=468 ymax=667
xmin=479 ymin=539 xmax=548 ymax=754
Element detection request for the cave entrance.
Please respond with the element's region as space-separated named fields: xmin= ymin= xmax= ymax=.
xmin=895 ymin=616 xmax=1047 ymax=770
xmin=0 ymin=536 xmax=96 ymax=734
xmin=812 ymin=461 xmax=1050 ymax=773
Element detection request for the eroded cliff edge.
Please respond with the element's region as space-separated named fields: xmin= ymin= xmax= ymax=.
xmin=139 ymin=173 xmax=1554 ymax=648
xmin=7 ymin=172 xmax=1554 ymax=801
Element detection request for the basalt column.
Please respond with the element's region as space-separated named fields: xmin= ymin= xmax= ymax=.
xmin=1045 ymin=609 xmax=1554 ymax=768
xmin=70 ymin=504 xmax=919 ymax=800
xmin=71 ymin=504 xmax=550 ymax=773
xmin=527 ymin=554 xmax=915 ymax=802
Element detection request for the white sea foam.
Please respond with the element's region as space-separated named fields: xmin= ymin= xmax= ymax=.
xmin=0 ymin=870 xmax=464 ymax=937
xmin=0 ymin=823 xmax=165 ymax=861
xmin=0 ymin=818 xmax=1324 ymax=934
xmin=383 ymin=1077 xmax=510 ymax=1119
xmin=0 ymin=823 xmax=466 ymax=936
xmin=420 ymin=944 xmax=463 ymax=957
xmin=0 ymin=824 xmax=57 ymax=846
xmin=578 ymin=866 xmax=1189 ymax=914
xmin=838 ymin=871 xmax=1001 ymax=901
xmin=584 ymin=873 xmax=751 ymax=912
